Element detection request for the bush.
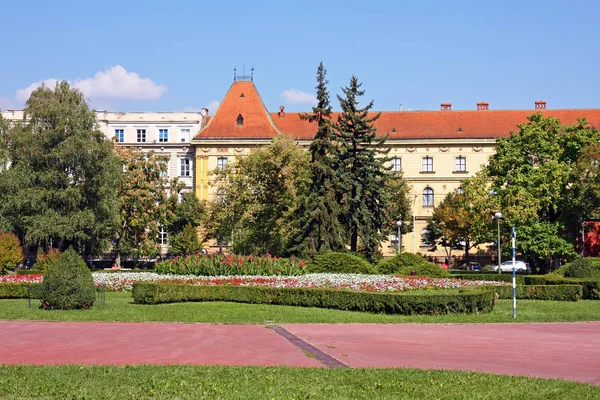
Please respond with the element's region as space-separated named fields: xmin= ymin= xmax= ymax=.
xmin=40 ymin=248 xmax=95 ymax=310
xmin=556 ymin=258 xmax=600 ymax=279
xmin=306 ymin=252 xmax=377 ymax=274
xmin=0 ymin=232 xmax=23 ymax=275
xmin=155 ymin=253 xmax=306 ymax=276
xmin=451 ymin=273 xmax=525 ymax=285
xmin=0 ymin=283 xmax=38 ymax=299
xmin=482 ymin=284 xmax=582 ymax=301
xmin=132 ymin=282 xmax=495 ymax=315
xmin=16 ymin=269 xmax=44 ymax=275
xmin=524 ymin=276 xmax=600 ymax=300
xmin=34 ymin=248 xmax=61 ymax=273
xmin=377 ymin=253 xmax=449 ymax=277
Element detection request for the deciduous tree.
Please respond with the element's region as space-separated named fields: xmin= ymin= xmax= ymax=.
xmin=0 ymin=231 xmax=23 ymax=274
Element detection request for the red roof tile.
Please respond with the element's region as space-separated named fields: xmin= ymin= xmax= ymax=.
xmin=194 ymin=81 xmax=280 ymax=139
xmin=194 ymin=81 xmax=600 ymax=140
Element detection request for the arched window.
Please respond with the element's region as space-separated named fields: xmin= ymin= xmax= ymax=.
xmin=236 ymin=114 xmax=244 ymax=126
xmin=423 ymin=187 xmax=434 ymax=206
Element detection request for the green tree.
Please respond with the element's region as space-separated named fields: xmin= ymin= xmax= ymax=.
xmin=486 ymin=113 xmax=599 ymax=272
xmin=170 ymin=223 xmax=202 ymax=256
xmin=168 ymin=192 xmax=206 ymax=236
xmin=0 ymin=81 xmax=120 ymax=256
xmin=116 ymin=147 xmax=180 ymax=265
xmin=424 ymin=172 xmax=496 ymax=265
xmin=289 ymin=62 xmax=346 ymax=258
xmin=0 ymin=231 xmax=23 ymax=274
xmin=335 ymin=75 xmax=390 ymax=262
xmin=207 ymin=134 xmax=309 ymax=256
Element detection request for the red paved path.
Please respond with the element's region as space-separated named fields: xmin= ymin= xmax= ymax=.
xmin=1 ymin=321 xmax=599 ymax=385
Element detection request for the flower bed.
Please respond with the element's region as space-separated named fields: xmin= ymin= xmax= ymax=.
xmin=1 ymin=272 xmax=510 ymax=293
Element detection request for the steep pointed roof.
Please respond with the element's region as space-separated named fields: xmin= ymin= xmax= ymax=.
xmin=195 ymin=81 xmax=281 ymax=139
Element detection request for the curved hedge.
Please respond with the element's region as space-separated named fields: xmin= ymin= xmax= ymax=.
xmin=132 ymin=282 xmax=495 ymax=315
xmin=524 ymin=276 xmax=600 ymax=300
xmin=479 ymin=284 xmax=583 ymax=301
xmin=306 ymin=252 xmax=377 ymax=274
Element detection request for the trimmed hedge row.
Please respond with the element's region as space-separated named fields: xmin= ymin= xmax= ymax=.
xmin=132 ymin=283 xmax=495 ymax=315
xmin=452 ymin=273 xmax=526 ymax=285
xmin=482 ymin=285 xmax=583 ymax=301
xmin=524 ymin=276 xmax=600 ymax=300
xmin=16 ymin=269 xmax=44 ymax=276
xmin=0 ymin=283 xmax=41 ymax=299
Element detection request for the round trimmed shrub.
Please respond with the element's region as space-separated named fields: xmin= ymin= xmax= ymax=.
xmin=377 ymin=252 xmax=450 ymax=277
xmin=306 ymin=252 xmax=377 ymax=274
xmin=41 ymin=248 xmax=95 ymax=310
xmin=563 ymin=258 xmax=595 ymax=278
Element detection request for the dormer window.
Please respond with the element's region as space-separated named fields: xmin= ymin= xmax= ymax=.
xmin=236 ymin=114 xmax=244 ymax=126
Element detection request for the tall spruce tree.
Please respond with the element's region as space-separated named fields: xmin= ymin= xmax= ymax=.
xmin=289 ymin=63 xmax=346 ymax=257
xmin=335 ymin=76 xmax=390 ymax=261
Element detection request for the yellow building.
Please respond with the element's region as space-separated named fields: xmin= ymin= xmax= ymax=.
xmin=192 ymin=78 xmax=600 ymax=260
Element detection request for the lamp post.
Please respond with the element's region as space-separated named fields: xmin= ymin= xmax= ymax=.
xmin=493 ymin=212 xmax=503 ymax=273
xmin=396 ymin=221 xmax=403 ymax=254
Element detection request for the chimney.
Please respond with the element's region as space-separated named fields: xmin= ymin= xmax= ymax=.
xmin=477 ymin=102 xmax=489 ymax=111
xmin=201 ymin=108 xmax=209 ymax=116
xmin=535 ymin=100 xmax=547 ymax=110
xmin=440 ymin=103 xmax=452 ymax=111
xmin=278 ymin=105 xmax=285 ymax=118
xmin=200 ymin=108 xmax=209 ymax=128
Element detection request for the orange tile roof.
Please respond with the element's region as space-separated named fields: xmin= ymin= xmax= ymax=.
xmin=194 ymin=81 xmax=281 ymax=139
xmin=273 ymin=110 xmax=600 ymax=140
xmin=194 ymin=81 xmax=600 ymax=140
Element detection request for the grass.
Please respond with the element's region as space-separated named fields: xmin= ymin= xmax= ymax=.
xmin=0 ymin=365 xmax=598 ymax=399
xmin=0 ymin=291 xmax=599 ymax=324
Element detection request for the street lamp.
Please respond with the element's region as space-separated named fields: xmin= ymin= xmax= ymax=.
xmin=396 ymin=221 xmax=403 ymax=254
xmin=493 ymin=212 xmax=503 ymax=273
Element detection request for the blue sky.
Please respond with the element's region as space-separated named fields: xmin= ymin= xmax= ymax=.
xmin=1 ymin=0 xmax=598 ymax=113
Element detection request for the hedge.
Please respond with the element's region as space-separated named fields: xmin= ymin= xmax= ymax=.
xmin=451 ymin=273 xmax=526 ymax=285
xmin=16 ymin=269 xmax=44 ymax=276
xmin=524 ymin=276 xmax=600 ymax=300
xmin=132 ymin=283 xmax=495 ymax=315
xmin=0 ymin=283 xmax=41 ymax=299
xmin=480 ymin=285 xmax=583 ymax=301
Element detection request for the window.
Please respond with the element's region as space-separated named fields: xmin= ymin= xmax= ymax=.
xmin=159 ymin=225 xmax=168 ymax=245
xmin=180 ymin=158 xmax=190 ymax=176
xmin=114 ymin=129 xmax=124 ymax=142
xmin=217 ymin=157 xmax=228 ymax=171
xmin=236 ymin=114 xmax=244 ymax=126
xmin=137 ymin=129 xmax=146 ymax=143
xmin=159 ymin=129 xmax=168 ymax=143
xmin=423 ymin=187 xmax=434 ymax=206
xmin=422 ymin=156 xmax=433 ymax=172
xmin=391 ymin=157 xmax=402 ymax=172
xmin=180 ymin=128 xmax=191 ymax=143
xmin=390 ymin=234 xmax=399 ymax=244
xmin=160 ymin=159 xmax=169 ymax=177
xmin=455 ymin=156 xmax=467 ymax=172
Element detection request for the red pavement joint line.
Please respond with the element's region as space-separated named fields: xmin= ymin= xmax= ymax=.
xmin=270 ymin=325 xmax=349 ymax=369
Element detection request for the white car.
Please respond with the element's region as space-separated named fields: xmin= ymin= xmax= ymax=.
xmin=492 ymin=261 xmax=528 ymax=272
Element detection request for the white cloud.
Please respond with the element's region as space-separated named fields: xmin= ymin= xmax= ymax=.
xmin=205 ymin=100 xmax=220 ymax=114
xmin=13 ymin=66 xmax=167 ymax=104
xmin=73 ymin=65 xmax=167 ymax=100
xmin=280 ymin=89 xmax=317 ymax=105
xmin=15 ymin=79 xmax=60 ymax=103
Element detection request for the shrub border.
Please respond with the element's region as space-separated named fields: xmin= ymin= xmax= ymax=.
xmin=478 ymin=284 xmax=583 ymax=301
xmin=524 ymin=277 xmax=600 ymax=300
xmin=132 ymin=282 xmax=495 ymax=315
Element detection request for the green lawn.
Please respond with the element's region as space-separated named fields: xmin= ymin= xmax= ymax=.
xmin=0 ymin=365 xmax=597 ymax=400
xmin=0 ymin=291 xmax=598 ymax=324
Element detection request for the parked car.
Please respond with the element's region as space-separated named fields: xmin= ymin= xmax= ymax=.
xmin=492 ymin=260 xmax=528 ymax=272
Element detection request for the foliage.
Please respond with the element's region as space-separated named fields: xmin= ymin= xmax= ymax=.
xmin=116 ymin=147 xmax=181 ymax=263
xmin=377 ymin=253 xmax=449 ymax=277
xmin=424 ymin=172 xmax=496 ymax=264
xmin=154 ymin=253 xmax=307 ymax=276
xmin=0 ymin=232 xmax=23 ymax=274
xmin=486 ymin=113 xmax=600 ymax=273
xmin=524 ymin=276 xmax=600 ymax=300
xmin=0 ymin=82 xmax=121 ymax=256
xmin=207 ymin=134 xmax=309 ymax=256
xmin=0 ymin=282 xmax=36 ymax=298
xmin=485 ymin=284 xmax=582 ymax=301
xmin=335 ymin=76 xmax=392 ymax=262
xmin=562 ymin=258 xmax=597 ymax=278
xmin=170 ymin=224 xmax=202 ymax=257
xmin=132 ymin=282 xmax=496 ymax=314
xmin=306 ymin=252 xmax=377 ymax=274
xmin=40 ymin=248 xmax=95 ymax=309
xmin=34 ymin=247 xmax=61 ymax=273
xmin=289 ymin=62 xmax=346 ymax=257
xmin=451 ymin=273 xmax=525 ymax=284
xmin=168 ymin=192 xmax=206 ymax=236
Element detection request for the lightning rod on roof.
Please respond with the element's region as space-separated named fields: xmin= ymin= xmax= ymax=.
xmin=233 ymin=65 xmax=254 ymax=82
